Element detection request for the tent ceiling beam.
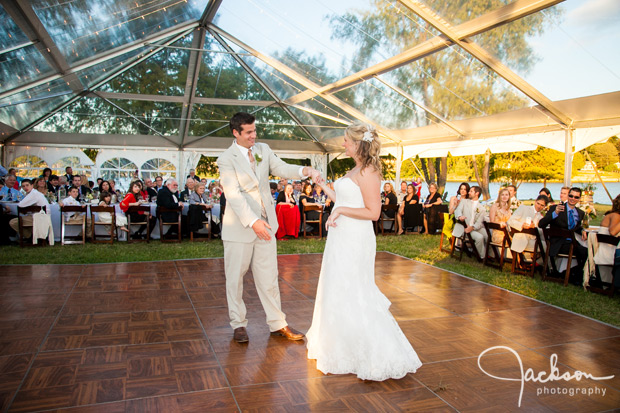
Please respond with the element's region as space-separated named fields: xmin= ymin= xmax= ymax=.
xmin=283 ymin=0 xmax=563 ymax=106
xmin=94 ymin=92 xmax=276 ymax=107
xmin=94 ymin=92 xmax=180 ymax=148
xmin=142 ymin=43 xmax=251 ymax=55
xmin=399 ymin=0 xmax=573 ymax=128
xmin=0 ymin=21 xmax=200 ymax=101
xmin=207 ymin=27 xmax=328 ymax=153
xmin=178 ymin=28 xmax=207 ymax=149
xmin=373 ymin=76 xmax=464 ymax=138
xmin=2 ymin=28 xmax=195 ymax=145
xmin=208 ymin=24 xmax=400 ymax=144
xmin=1 ymin=0 xmax=84 ymax=94
xmin=201 ymin=0 xmax=223 ymax=26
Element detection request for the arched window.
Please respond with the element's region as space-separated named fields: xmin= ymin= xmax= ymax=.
xmin=99 ymin=157 xmax=138 ymax=191
xmin=51 ymin=156 xmax=91 ymax=179
xmin=141 ymin=158 xmax=176 ymax=181
xmin=9 ymin=155 xmax=48 ymax=178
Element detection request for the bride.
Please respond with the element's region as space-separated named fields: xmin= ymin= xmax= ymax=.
xmin=306 ymin=123 xmax=422 ymax=381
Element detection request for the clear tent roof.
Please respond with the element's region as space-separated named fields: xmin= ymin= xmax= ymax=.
xmin=1 ymin=0 xmax=619 ymax=156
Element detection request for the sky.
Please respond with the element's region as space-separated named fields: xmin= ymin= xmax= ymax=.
xmin=214 ymin=0 xmax=620 ymax=103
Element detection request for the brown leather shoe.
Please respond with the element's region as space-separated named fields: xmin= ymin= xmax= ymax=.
xmin=270 ymin=326 xmax=304 ymax=341
xmin=233 ymin=327 xmax=249 ymax=343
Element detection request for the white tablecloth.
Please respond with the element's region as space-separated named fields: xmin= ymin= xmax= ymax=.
xmin=3 ymin=201 xmax=221 ymax=242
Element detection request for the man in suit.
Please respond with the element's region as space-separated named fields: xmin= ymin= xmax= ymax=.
xmin=452 ymin=185 xmax=487 ymax=258
xmin=64 ymin=167 xmax=74 ymax=183
xmin=217 ymin=112 xmax=320 ymax=343
xmin=154 ymin=176 xmax=164 ymax=192
xmin=508 ymin=194 xmax=548 ymax=253
xmin=187 ymin=169 xmax=201 ymax=182
xmin=538 ymin=187 xmax=587 ymax=284
xmin=179 ymin=178 xmax=196 ymax=202
xmin=71 ymin=175 xmax=91 ymax=197
xmin=156 ymin=178 xmax=184 ymax=237
xmin=144 ymin=178 xmax=158 ymax=200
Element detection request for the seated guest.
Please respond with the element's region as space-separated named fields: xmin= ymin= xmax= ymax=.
xmin=381 ymin=182 xmax=399 ymax=232
xmin=33 ymin=177 xmax=49 ymax=198
xmin=414 ymin=177 xmax=423 ymax=198
xmin=452 ymin=186 xmax=487 ymax=257
xmin=8 ymin=169 xmax=21 ymax=189
xmin=396 ymin=181 xmax=408 ymax=205
xmin=539 ymin=187 xmax=554 ymax=205
xmin=97 ymin=191 xmax=128 ymax=233
xmin=47 ymin=175 xmax=60 ymax=195
xmin=508 ymin=194 xmax=548 ymax=254
xmin=120 ymin=181 xmax=155 ymax=239
xmin=293 ymin=181 xmax=303 ymax=200
xmin=96 ymin=178 xmax=103 ymax=187
xmin=559 ymin=186 xmax=570 ymax=203
xmin=270 ymin=182 xmax=278 ymax=201
xmin=585 ymin=194 xmax=620 ymax=287
xmin=154 ymin=176 xmax=164 ymax=192
xmin=187 ymin=168 xmax=201 ymax=182
xmin=72 ymin=175 xmax=90 ymax=198
xmin=108 ymin=179 xmax=121 ymax=197
xmin=449 ymin=182 xmax=470 ymax=215
xmin=538 ymin=187 xmax=587 ymax=285
xmin=313 ymin=183 xmax=330 ymax=210
xmin=180 ymin=178 xmax=196 ymax=202
xmin=507 ymin=184 xmax=520 ymax=210
xmin=98 ymin=180 xmax=111 ymax=194
xmin=144 ymin=178 xmax=158 ymax=200
xmin=8 ymin=179 xmax=49 ymax=240
xmin=275 ymin=183 xmax=301 ymax=240
xmin=397 ymin=183 xmax=420 ymax=234
xmin=40 ymin=167 xmax=52 ymax=182
xmin=299 ymin=183 xmax=326 ymax=233
xmin=58 ymin=176 xmax=69 ymax=192
xmin=64 ymin=166 xmax=74 ymax=183
xmin=156 ymin=178 xmax=185 ymax=237
xmin=0 ymin=174 xmax=22 ymax=201
xmin=422 ymin=182 xmax=443 ymax=234
xmin=489 ymin=188 xmax=512 ymax=244
xmin=187 ymin=182 xmax=213 ymax=236
xmin=59 ymin=186 xmax=92 ymax=237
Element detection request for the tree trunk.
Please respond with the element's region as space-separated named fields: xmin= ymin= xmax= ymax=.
xmin=481 ymin=150 xmax=491 ymax=200
xmin=428 ymin=158 xmax=437 ymax=183
xmin=437 ymin=157 xmax=447 ymax=197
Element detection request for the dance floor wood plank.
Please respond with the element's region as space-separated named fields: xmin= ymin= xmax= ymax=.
xmin=0 ymin=253 xmax=618 ymax=412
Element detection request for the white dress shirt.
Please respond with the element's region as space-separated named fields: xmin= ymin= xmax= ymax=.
xmin=18 ymin=189 xmax=49 ymax=210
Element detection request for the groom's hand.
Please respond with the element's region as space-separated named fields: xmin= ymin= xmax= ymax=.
xmin=252 ymin=219 xmax=272 ymax=241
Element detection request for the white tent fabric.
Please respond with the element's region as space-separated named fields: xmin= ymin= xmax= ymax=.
xmin=5 ymin=145 xmax=94 ymax=168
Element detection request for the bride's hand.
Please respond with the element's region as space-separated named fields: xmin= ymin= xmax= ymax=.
xmin=326 ymin=208 xmax=340 ymax=229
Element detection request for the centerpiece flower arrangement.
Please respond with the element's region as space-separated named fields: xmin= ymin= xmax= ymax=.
xmin=578 ymin=201 xmax=597 ymax=228
xmin=581 ymin=181 xmax=596 ymax=197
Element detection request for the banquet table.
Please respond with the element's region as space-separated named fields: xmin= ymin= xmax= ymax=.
xmin=2 ymin=201 xmax=221 ymax=242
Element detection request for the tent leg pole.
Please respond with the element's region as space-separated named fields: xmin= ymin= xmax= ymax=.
xmin=564 ymin=128 xmax=574 ymax=187
xmin=395 ymin=145 xmax=402 ymax=187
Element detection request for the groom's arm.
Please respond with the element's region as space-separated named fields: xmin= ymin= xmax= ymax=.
xmin=264 ymin=144 xmax=320 ymax=181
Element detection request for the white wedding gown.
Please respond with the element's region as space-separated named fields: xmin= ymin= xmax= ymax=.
xmin=306 ymin=177 xmax=422 ymax=381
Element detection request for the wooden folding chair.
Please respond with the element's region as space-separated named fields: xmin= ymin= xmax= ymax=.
xmin=126 ymin=205 xmax=151 ymax=243
xmin=60 ymin=205 xmax=87 ymax=245
xmin=303 ymin=204 xmax=323 ymax=238
xmin=17 ymin=205 xmax=45 ymax=248
xmin=157 ymin=206 xmax=183 ymax=243
xmin=376 ymin=204 xmax=399 ymax=235
xmin=542 ymin=227 xmax=580 ymax=286
xmin=510 ymin=227 xmax=545 ymax=277
xmin=450 ymin=220 xmax=483 ymax=262
xmin=90 ymin=205 xmax=116 ymax=244
xmin=190 ymin=205 xmax=212 ymax=242
xmin=587 ymin=233 xmax=620 ymax=297
xmin=483 ymin=221 xmax=512 ymax=271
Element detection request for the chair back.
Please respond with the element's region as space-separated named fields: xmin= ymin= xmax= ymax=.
xmin=90 ymin=205 xmax=115 ymax=214
xmin=61 ymin=205 xmax=87 ymax=213
xmin=18 ymin=205 xmax=43 ymax=215
xmin=597 ymin=233 xmax=620 ymax=246
xmin=303 ymin=204 xmax=323 ymax=213
xmin=127 ymin=205 xmax=150 ymax=214
xmin=382 ymin=204 xmax=399 ymax=213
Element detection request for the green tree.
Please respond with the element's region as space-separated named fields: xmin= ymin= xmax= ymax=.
xmin=329 ymin=0 xmax=562 ymax=196
xmin=493 ymin=147 xmax=565 ymax=186
xmin=585 ymin=142 xmax=619 ymax=169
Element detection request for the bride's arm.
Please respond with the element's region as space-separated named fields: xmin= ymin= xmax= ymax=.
xmin=327 ymin=169 xmax=381 ymax=226
xmin=316 ymin=181 xmax=336 ymax=203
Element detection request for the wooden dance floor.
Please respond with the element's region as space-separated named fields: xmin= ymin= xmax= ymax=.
xmin=1 ymin=252 xmax=619 ymax=412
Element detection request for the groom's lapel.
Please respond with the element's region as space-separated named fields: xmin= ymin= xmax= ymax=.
xmin=230 ymin=144 xmax=259 ymax=185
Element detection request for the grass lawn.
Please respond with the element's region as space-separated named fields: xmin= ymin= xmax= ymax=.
xmin=1 ymin=231 xmax=618 ymax=328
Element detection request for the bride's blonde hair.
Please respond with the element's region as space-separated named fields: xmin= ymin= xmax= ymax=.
xmin=345 ymin=122 xmax=382 ymax=173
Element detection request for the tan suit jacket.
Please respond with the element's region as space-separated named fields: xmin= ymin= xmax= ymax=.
xmin=508 ymin=204 xmax=544 ymax=253
xmin=452 ymin=199 xmax=486 ymax=237
xmin=218 ymin=142 xmax=302 ymax=243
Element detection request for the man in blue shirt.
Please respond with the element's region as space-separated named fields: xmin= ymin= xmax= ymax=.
xmin=0 ymin=175 xmax=23 ymax=201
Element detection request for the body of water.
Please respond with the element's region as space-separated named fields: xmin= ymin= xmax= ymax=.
xmin=439 ymin=182 xmax=619 ymax=205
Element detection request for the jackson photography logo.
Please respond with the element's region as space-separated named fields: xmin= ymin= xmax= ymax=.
xmin=477 ymin=346 xmax=615 ymax=407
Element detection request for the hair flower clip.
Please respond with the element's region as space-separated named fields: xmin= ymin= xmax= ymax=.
xmin=362 ymin=131 xmax=374 ymax=142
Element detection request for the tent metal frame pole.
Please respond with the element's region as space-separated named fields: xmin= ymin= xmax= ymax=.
xmin=564 ymin=128 xmax=573 ymax=187
xmin=205 ymin=27 xmax=327 ymax=153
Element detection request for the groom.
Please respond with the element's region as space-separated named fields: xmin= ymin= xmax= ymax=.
xmin=217 ymin=112 xmax=321 ymax=343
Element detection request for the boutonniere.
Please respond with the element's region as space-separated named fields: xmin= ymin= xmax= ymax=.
xmin=254 ymin=153 xmax=262 ymax=164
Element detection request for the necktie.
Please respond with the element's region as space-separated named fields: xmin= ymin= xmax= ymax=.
xmin=248 ymin=149 xmax=256 ymax=173
xmin=568 ymin=208 xmax=575 ymax=229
